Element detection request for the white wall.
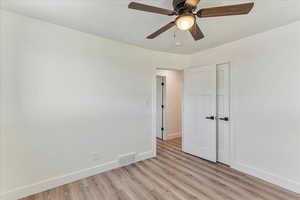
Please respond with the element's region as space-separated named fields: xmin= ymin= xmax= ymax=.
xmin=0 ymin=5 xmax=5 ymax=197
xmin=157 ymin=70 xmax=183 ymax=140
xmin=189 ymin=21 xmax=300 ymax=193
xmin=0 ymin=10 xmax=189 ymax=199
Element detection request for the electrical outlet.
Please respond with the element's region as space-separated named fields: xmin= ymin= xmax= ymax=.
xmin=91 ymin=152 xmax=101 ymax=162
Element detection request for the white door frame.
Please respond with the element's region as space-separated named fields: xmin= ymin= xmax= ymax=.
xmin=152 ymin=71 xmax=157 ymax=157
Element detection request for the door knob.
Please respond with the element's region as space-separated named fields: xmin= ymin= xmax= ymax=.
xmin=205 ymin=116 xmax=215 ymax=120
xmin=219 ymin=117 xmax=229 ymax=121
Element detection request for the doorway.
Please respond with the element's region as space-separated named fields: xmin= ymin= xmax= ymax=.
xmin=182 ymin=63 xmax=231 ymax=166
xmin=156 ymin=69 xmax=183 ymax=142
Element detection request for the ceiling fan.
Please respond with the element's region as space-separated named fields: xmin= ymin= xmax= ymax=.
xmin=128 ymin=0 xmax=254 ymax=41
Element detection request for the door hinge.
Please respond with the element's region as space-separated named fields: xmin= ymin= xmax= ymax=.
xmin=161 ymin=127 xmax=164 ymax=131
xmin=161 ymin=82 xmax=164 ymax=86
xmin=161 ymin=105 xmax=164 ymax=109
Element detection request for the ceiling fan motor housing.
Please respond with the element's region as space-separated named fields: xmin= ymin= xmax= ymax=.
xmin=173 ymin=0 xmax=188 ymax=14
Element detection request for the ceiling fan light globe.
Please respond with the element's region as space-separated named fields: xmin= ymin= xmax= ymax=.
xmin=176 ymin=15 xmax=195 ymax=31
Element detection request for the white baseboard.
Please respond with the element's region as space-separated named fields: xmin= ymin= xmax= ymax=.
xmin=136 ymin=151 xmax=155 ymax=162
xmin=232 ymin=162 xmax=300 ymax=194
xmin=2 ymin=151 xmax=154 ymax=200
xmin=165 ymin=132 xmax=181 ymax=140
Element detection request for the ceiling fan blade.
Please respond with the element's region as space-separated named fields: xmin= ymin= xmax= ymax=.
xmin=128 ymin=2 xmax=176 ymax=16
xmin=197 ymin=2 xmax=254 ymax=18
xmin=147 ymin=21 xmax=176 ymax=39
xmin=185 ymin=0 xmax=201 ymax=8
xmin=189 ymin=23 xmax=204 ymax=41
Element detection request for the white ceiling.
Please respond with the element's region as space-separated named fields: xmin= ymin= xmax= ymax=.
xmin=1 ymin=0 xmax=300 ymax=54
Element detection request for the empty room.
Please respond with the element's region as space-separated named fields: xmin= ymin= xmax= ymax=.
xmin=0 ymin=0 xmax=300 ymax=200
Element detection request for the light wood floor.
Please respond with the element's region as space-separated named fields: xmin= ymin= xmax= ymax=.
xmin=22 ymin=138 xmax=300 ymax=200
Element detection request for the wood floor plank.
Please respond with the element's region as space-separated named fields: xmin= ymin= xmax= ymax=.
xmin=145 ymin=158 xmax=227 ymax=200
xmin=135 ymin=162 xmax=199 ymax=200
xmin=157 ymin=145 xmax=269 ymax=197
xmin=157 ymin=141 xmax=297 ymax=199
xmin=156 ymin=146 xmax=268 ymax=200
xmin=124 ymin=164 xmax=182 ymax=200
xmin=157 ymin=140 xmax=299 ymax=199
xmin=151 ymin=154 xmax=247 ymax=200
xmin=143 ymin=160 xmax=214 ymax=200
xmin=117 ymin=167 xmax=160 ymax=200
xmin=21 ymin=138 xmax=300 ymax=200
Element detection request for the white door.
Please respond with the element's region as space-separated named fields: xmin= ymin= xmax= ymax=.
xmin=156 ymin=76 xmax=165 ymax=139
xmin=217 ymin=63 xmax=231 ymax=165
xmin=183 ymin=66 xmax=217 ymax=162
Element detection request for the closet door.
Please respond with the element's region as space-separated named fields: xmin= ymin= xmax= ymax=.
xmin=217 ymin=63 xmax=231 ymax=165
xmin=183 ymin=65 xmax=217 ymax=162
